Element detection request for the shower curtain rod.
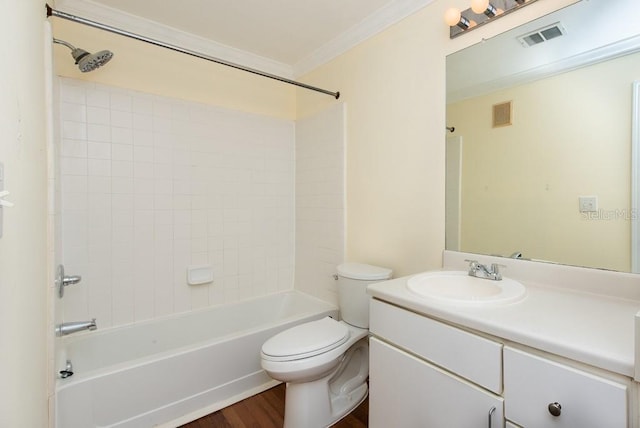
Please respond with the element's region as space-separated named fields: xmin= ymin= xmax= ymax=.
xmin=45 ymin=4 xmax=340 ymax=99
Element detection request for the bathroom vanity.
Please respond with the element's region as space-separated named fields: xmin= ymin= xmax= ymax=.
xmin=367 ymin=251 xmax=640 ymax=428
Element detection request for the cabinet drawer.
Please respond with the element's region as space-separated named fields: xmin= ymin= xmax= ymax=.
xmin=504 ymin=346 xmax=628 ymax=428
xmin=370 ymin=299 xmax=502 ymax=393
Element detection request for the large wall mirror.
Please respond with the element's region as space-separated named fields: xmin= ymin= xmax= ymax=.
xmin=446 ymin=0 xmax=640 ymax=273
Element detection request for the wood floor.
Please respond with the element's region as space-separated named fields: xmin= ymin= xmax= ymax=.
xmin=181 ymin=383 xmax=368 ymax=428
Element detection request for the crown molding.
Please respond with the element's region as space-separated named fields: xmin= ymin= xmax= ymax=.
xmin=54 ymin=0 xmax=435 ymax=80
xmin=53 ymin=0 xmax=294 ymax=78
xmin=293 ymin=0 xmax=435 ymax=77
xmin=448 ymin=34 xmax=640 ymax=103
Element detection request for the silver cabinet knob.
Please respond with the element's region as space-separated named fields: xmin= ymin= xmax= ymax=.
xmin=548 ymin=402 xmax=562 ymax=417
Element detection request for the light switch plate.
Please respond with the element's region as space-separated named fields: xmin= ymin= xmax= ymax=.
xmin=579 ymin=195 xmax=598 ymax=213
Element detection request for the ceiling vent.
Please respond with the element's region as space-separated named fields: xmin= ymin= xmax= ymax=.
xmin=517 ymin=22 xmax=566 ymax=47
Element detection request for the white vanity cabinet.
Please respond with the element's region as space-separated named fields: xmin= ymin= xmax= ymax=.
xmin=369 ymin=299 xmax=504 ymax=427
xmin=369 ymin=298 xmax=633 ymax=428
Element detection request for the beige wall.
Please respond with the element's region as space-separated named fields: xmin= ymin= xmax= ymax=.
xmin=448 ymin=52 xmax=640 ymax=272
xmin=52 ymin=20 xmax=296 ymax=120
xmin=296 ymin=0 xmax=577 ymax=277
xmin=0 ymin=2 xmax=49 ymax=427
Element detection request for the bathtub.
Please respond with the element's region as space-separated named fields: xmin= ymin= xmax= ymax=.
xmin=56 ymin=291 xmax=338 ymax=428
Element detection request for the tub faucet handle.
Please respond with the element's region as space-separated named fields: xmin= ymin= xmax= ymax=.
xmin=57 ymin=264 xmax=82 ymax=298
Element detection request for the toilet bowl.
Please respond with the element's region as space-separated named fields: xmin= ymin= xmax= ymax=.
xmin=260 ymin=263 xmax=392 ymax=428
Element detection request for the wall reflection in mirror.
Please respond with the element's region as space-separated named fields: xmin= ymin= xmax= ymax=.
xmin=445 ymin=0 xmax=640 ymax=273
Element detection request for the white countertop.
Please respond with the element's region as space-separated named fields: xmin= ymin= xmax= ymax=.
xmin=368 ymin=274 xmax=640 ymax=377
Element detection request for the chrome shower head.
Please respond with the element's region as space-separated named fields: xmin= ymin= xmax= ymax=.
xmin=71 ymin=47 xmax=113 ymax=72
xmin=53 ymin=38 xmax=113 ymax=72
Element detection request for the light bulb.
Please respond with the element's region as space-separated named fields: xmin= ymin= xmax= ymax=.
xmin=471 ymin=0 xmax=490 ymax=14
xmin=444 ymin=7 xmax=462 ymax=26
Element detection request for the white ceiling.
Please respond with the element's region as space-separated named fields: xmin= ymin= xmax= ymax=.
xmin=86 ymin=0 xmax=393 ymax=65
xmin=56 ymin=0 xmax=434 ymax=76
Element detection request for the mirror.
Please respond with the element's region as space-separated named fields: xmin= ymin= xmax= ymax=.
xmin=446 ymin=0 xmax=640 ymax=273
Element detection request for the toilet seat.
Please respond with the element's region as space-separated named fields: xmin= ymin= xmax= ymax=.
xmin=261 ymin=317 xmax=349 ymax=362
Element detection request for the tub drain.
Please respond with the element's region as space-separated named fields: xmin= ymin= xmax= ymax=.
xmin=59 ymin=370 xmax=74 ymax=378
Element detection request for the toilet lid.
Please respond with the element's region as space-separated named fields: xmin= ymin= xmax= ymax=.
xmin=261 ymin=317 xmax=349 ymax=361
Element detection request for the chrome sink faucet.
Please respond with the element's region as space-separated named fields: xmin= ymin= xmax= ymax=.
xmin=465 ymin=259 xmax=503 ymax=281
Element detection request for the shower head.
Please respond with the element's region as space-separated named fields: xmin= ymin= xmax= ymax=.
xmin=53 ymin=38 xmax=113 ymax=72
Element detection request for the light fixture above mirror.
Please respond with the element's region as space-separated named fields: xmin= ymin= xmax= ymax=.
xmin=445 ymin=0 xmax=539 ymax=38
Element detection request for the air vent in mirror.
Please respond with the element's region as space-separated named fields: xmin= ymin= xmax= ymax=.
xmin=518 ymin=22 xmax=566 ymax=47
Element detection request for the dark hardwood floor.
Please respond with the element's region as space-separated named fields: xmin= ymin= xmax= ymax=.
xmin=181 ymin=383 xmax=368 ymax=428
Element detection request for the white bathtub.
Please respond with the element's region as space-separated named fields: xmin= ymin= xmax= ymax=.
xmin=56 ymin=291 xmax=338 ymax=428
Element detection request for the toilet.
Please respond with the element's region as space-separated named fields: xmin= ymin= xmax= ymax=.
xmin=260 ymin=263 xmax=392 ymax=428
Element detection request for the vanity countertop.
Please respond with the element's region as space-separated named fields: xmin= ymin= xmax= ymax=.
xmin=367 ymin=274 xmax=640 ymax=378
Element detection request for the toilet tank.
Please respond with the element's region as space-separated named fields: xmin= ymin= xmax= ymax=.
xmin=336 ymin=263 xmax=392 ymax=328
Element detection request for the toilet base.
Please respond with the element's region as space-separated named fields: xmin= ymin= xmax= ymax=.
xmin=283 ymin=338 xmax=369 ymax=428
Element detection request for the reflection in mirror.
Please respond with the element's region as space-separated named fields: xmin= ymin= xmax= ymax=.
xmin=446 ymin=0 xmax=640 ymax=273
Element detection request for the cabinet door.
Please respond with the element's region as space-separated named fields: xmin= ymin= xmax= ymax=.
xmin=370 ymin=337 xmax=503 ymax=428
xmin=504 ymin=346 xmax=628 ymax=428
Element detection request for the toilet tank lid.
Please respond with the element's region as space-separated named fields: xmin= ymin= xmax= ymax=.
xmin=337 ymin=263 xmax=392 ymax=281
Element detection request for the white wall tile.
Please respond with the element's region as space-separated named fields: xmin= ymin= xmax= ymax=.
xmin=86 ymin=89 xmax=110 ymax=108
xmin=112 ymin=144 xmax=133 ymax=161
xmin=134 ymin=162 xmax=154 ymax=179
xmin=87 ymin=107 xmax=110 ymax=125
xmin=61 ymin=157 xmax=87 ymax=176
xmin=61 ymin=175 xmax=87 ymax=194
xmin=134 ymin=178 xmax=154 ymax=195
xmin=88 ymin=124 xmax=111 ymax=143
xmin=111 ymin=110 xmax=132 ymax=129
xmin=88 ymin=176 xmax=111 ymax=194
xmin=111 ymin=128 xmax=133 ymax=145
xmin=62 ymin=139 xmax=87 ymax=158
xmin=110 ymin=93 xmax=132 ymax=112
xmin=133 ymin=113 xmax=153 ymax=130
xmin=133 ymin=130 xmax=153 ymax=146
xmin=87 ymin=141 xmax=111 ymax=160
xmin=133 ymin=146 xmax=154 ymax=162
xmin=88 ymin=159 xmax=111 ymax=177
xmin=60 ymin=81 xmax=86 ymax=104
xmin=294 ymin=103 xmax=345 ymax=305
xmin=61 ymin=102 xmax=87 ymax=122
xmin=62 ymin=121 xmax=87 ymax=141
xmin=59 ymin=78 xmax=296 ymax=328
xmin=111 ymin=177 xmax=134 ymax=195
xmin=153 ymin=148 xmax=172 ymax=164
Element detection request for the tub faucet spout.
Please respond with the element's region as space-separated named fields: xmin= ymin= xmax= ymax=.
xmin=56 ymin=318 xmax=97 ymax=337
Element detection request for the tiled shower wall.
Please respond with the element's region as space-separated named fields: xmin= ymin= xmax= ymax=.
xmin=295 ymin=104 xmax=345 ymax=305
xmin=58 ymin=78 xmax=296 ymax=328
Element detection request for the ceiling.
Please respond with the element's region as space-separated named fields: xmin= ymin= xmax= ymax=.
xmin=56 ymin=0 xmax=433 ymax=76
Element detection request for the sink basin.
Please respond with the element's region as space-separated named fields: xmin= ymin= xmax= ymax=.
xmin=406 ymin=271 xmax=526 ymax=307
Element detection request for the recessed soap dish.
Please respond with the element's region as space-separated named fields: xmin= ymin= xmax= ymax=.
xmin=187 ymin=265 xmax=214 ymax=285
